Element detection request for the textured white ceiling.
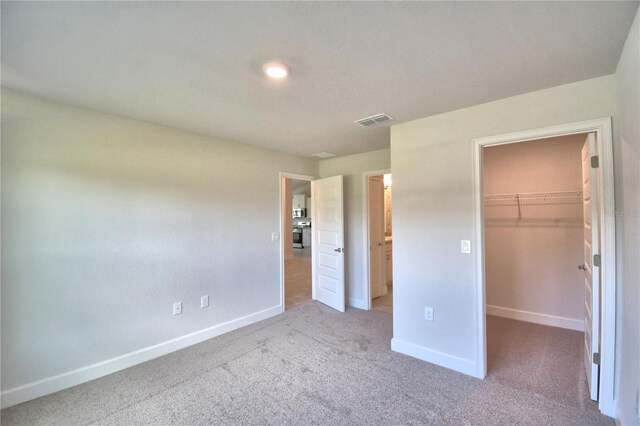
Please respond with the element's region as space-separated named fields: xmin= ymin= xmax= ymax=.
xmin=2 ymin=1 xmax=637 ymax=157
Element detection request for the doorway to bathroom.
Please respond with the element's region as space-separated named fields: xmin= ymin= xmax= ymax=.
xmin=364 ymin=170 xmax=393 ymax=313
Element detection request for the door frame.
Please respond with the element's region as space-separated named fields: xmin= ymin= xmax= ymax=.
xmin=362 ymin=168 xmax=391 ymax=310
xmin=472 ymin=117 xmax=616 ymax=417
xmin=279 ymin=172 xmax=316 ymax=313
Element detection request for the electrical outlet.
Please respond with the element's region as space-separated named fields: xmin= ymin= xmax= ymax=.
xmin=201 ymin=295 xmax=209 ymax=308
xmin=271 ymin=232 xmax=279 ymax=241
xmin=461 ymin=240 xmax=471 ymax=254
xmin=424 ymin=307 xmax=434 ymax=322
xmin=173 ymin=302 xmax=182 ymax=315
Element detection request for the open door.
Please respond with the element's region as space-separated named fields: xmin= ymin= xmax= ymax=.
xmin=311 ymin=175 xmax=345 ymax=312
xmin=581 ymin=132 xmax=601 ymax=401
xmin=369 ymin=176 xmax=387 ymax=299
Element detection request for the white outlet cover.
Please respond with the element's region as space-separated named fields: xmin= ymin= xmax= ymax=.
xmin=461 ymin=240 xmax=471 ymax=254
xmin=424 ymin=307 xmax=434 ymax=322
xmin=201 ymin=295 xmax=209 ymax=308
xmin=173 ymin=302 xmax=182 ymax=315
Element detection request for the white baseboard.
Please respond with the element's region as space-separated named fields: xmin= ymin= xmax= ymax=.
xmin=615 ymin=398 xmax=639 ymax=425
xmin=486 ymin=305 xmax=583 ymax=331
xmin=391 ymin=338 xmax=478 ymax=377
xmin=1 ymin=305 xmax=282 ymax=409
xmin=348 ymin=297 xmax=367 ymax=310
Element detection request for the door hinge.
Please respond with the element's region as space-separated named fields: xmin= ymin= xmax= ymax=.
xmin=593 ymin=352 xmax=601 ymax=365
xmin=593 ymin=254 xmax=601 ymax=267
xmin=591 ymin=155 xmax=599 ymax=168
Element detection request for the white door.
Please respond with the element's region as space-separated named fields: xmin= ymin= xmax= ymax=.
xmin=369 ymin=176 xmax=387 ymax=299
xmin=581 ymin=132 xmax=601 ymax=401
xmin=311 ymin=175 xmax=345 ymax=312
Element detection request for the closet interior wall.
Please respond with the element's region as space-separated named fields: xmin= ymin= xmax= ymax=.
xmin=483 ymin=134 xmax=586 ymax=327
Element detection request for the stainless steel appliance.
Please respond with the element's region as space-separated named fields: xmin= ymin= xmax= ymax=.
xmin=292 ymin=228 xmax=303 ymax=248
xmin=293 ymin=208 xmax=306 ymax=218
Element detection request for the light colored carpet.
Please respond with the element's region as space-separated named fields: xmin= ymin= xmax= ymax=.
xmin=1 ymin=304 xmax=612 ymax=425
xmin=487 ymin=315 xmax=594 ymax=409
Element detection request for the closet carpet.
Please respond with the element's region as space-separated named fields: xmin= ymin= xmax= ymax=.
xmin=1 ymin=303 xmax=612 ymax=425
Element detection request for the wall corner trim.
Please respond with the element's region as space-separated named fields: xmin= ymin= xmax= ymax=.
xmin=391 ymin=338 xmax=479 ymax=378
xmin=614 ymin=399 xmax=623 ymax=426
xmin=0 ymin=305 xmax=282 ymax=409
xmin=486 ymin=305 xmax=584 ymax=331
xmin=348 ymin=297 xmax=368 ymax=310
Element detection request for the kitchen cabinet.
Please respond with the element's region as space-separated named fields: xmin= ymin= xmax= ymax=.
xmin=293 ymin=194 xmax=306 ymax=210
xmin=306 ymin=197 xmax=312 ymax=218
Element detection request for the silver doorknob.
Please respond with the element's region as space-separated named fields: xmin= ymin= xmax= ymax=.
xmin=334 ymin=248 xmax=343 ymax=253
xmin=578 ymin=264 xmax=587 ymax=271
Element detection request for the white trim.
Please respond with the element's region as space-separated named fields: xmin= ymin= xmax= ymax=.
xmin=279 ymin=172 xmax=316 ymax=313
xmin=614 ymin=399 xmax=639 ymax=426
xmin=472 ymin=117 xmax=616 ymax=417
xmin=0 ymin=305 xmax=282 ymax=409
xmin=361 ymin=168 xmax=391 ymax=310
xmin=615 ymin=400 xmax=624 ymax=426
xmin=487 ymin=305 xmax=584 ymax=331
xmin=391 ymin=338 xmax=478 ymax=377
xmin=348 ymin=297 xmax=368 ymax=310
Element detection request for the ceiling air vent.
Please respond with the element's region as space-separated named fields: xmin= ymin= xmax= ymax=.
xmin=354 ymin=113 xmax=394 ymax=127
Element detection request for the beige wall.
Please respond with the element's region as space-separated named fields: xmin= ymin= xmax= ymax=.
xmin=390 ymin=75 xmax=616 ymax=375
xmin=483 ymin=135 xmax=585 ymax=326
xmin=0 ymin=89 xmax=318 ymax=399
xmin=613 ymin=8 xmax=640 ymax=425
xmin=319 ymin=148 xmax=390 ymax=308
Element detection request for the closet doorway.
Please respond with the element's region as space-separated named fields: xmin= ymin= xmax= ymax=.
xmin=473 ymin=118 xmax=616 ymax=417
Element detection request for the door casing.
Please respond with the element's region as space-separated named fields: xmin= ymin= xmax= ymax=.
xmin=472 ymin=117 xmax=616 ymax=417
xmin=279 ymin=172 xmax=316 ymax=312
xmin=362 ymin=168 xmax=391 ymax=310
xmin=369 ymin=175 xmax=387 ymax=300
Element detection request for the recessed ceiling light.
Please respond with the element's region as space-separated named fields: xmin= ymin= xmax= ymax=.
xmin=263 ymin=62 xmax=290 ymax=79
xmin=311 ymin=152 xmax=336 ymax=159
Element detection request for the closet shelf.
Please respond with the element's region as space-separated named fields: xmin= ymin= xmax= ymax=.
xmin=484 ymin=191 xmax=583 ymax=207
xmin=484 ymin=191 xmax=583 ymax=219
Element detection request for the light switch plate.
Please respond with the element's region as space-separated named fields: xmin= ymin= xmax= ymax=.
xmin=201 ymin=295 xmax=209 ymax=308
xmin=271 ymin=232 xmax=280 ymax=241
xmin=461 ymin=240 xmax=471 ymax=254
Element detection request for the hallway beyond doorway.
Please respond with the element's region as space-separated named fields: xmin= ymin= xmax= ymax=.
xmin=285 ymin=247 xmax=311 ymax=309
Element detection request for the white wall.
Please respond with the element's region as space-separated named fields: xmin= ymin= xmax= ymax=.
xmin=484 ymin=135 xmax=585 ymax=329
xmin=613 ymin=8 xmax=640 ymax=425
xmin=318 ymin=149 xmax=390 ymax=309
xmin=390 ymin=75 xmax=616 ymax=376
xmin=0 ymin=89 xmax=318 ymax=405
